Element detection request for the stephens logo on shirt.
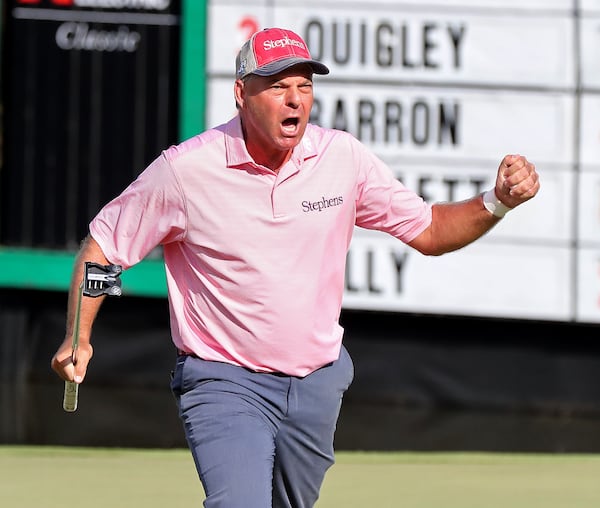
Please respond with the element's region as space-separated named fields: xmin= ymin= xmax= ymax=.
xmin=301 ymin=195 xmax=344 ymax=213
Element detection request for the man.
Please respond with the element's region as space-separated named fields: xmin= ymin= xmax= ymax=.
xmin=52 ymin=27 xmax=540 ymax=507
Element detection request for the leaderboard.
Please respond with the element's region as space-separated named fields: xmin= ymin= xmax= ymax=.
xmin=205 ymin=0 xmax=600 ymax=323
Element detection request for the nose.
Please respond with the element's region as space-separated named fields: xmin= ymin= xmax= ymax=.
xmin=285 ymin=87 xmax=301 ymax=108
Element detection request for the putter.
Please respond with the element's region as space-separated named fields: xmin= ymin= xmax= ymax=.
xmin=63 ymin=262 xmax=123 ymax=412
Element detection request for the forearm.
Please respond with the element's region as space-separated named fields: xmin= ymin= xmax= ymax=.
xmin=52 ymin=234 xmax=110 ymax=382
xmin=65 ymin=235 xmax=109 ymax=342
xmin=435 ymin=193 xmax=501 ymax=253
xmin=408 ymin=154 xmax=539 ymax=256
xmin=409 ymin=194 xmax=501 ymax=256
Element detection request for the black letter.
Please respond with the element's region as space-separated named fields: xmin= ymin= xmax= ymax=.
xmin=376 ymin=22 xmax=394 ymax=67
xmin=358 ymin=100 xmax=376 ymax=143
xmin=333 ymin=21 xmax=351 ymax=64
xmin=411 ymin=100 xmax=430 ymax=145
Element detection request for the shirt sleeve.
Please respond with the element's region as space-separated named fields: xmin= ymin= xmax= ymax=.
xmin=353 ymin=141 xmax=432 ymax=243
xmin=89 ymin=151 xmax=187 ymax=269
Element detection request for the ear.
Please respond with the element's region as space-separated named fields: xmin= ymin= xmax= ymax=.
xmin=234 ymin=79 xmax=245 ymax=109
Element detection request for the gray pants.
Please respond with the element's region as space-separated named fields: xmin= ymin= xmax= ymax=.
xmin=170 ymin=346 xmax=354 ymax=508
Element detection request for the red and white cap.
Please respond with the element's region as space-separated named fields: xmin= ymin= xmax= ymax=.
xmin=236 ymin=27 xmax=330 ymax=80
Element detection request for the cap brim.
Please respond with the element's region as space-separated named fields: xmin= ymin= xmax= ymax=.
xmin=251 ymin=57 xmax=330 ymax=77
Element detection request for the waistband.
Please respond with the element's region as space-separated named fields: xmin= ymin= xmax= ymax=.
xmin=175 ymin=349 xmax=332 ymax=377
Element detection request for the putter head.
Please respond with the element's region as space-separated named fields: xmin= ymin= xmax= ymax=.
xmin=83 ymin=262 xmax=123 ymax=297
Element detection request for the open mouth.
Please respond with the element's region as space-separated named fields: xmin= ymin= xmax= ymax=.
xmin=282 ymin=117 xmax=299 ymax=128
xmin=281 ymin=117 xmax=300 ymax=136
xmin=281 ymin=117 xmax=300 ymax=138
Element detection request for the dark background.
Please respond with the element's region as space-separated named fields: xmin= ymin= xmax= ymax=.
xmin=1 ymin=0 xmax=180 ymax=249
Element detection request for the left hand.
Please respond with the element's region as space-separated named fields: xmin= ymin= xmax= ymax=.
xmin=494 ymin=154 xmax=540 ymax=209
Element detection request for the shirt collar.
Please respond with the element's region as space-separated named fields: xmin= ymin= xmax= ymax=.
xmin=223 ymin=115 xmax=318 ymax=171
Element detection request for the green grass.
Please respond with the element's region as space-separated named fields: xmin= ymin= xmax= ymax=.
xmin=2 ymin=446 xmax=600 ymax=507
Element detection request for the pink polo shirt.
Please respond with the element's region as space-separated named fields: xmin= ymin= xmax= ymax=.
xmin=90 ymin=115 xmax=432 ymax=376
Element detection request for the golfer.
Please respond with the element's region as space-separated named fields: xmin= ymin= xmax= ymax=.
xmin=52 ymin=27 xmax=540 ymax=508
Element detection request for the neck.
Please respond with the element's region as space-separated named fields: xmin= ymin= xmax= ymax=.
xmin=240 ymin=119 xmax=291 ymax=173
xmin=248 ymin=145 xmax=291 ymax=173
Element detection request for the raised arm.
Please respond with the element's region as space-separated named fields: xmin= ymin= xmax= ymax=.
xmin=408 ymin=154 xmax=540 ymax=256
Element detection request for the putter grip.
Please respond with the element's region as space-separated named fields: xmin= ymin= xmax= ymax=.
xmin=63 ymin=380 xmax=79 ymax=412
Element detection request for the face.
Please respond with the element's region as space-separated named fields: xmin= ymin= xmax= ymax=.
xmin=234 ymin=64 xmax=314 ymax=170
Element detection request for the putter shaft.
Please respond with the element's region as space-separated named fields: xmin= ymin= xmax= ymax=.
xmin=63 ymin=282 xmax=83 ymax=412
